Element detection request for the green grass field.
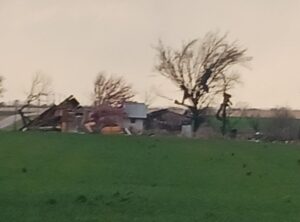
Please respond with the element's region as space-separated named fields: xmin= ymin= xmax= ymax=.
xmin=1 ymin=132 xmax=300 ymax=222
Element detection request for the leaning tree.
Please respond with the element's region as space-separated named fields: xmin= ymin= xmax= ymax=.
xmin=25 ymin=72 xmax=51 ymax=105
xmin=93 ymin=72 xmax=134 ymax=107
xmin=155 ymin=32 xmax=251 ymax=132
xmin=19 ymin=72 xmax=51 ymax=126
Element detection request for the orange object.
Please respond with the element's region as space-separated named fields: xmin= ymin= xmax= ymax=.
xmin=101 ymin=126 xmax=122 ymax=135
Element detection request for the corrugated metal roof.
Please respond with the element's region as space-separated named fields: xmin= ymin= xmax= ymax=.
xmin=124 ymin=103 xmax=148 ymax=119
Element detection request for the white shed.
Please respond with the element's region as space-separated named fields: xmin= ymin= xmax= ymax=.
xmin=123 ymin=102 xmax=148 ymax=133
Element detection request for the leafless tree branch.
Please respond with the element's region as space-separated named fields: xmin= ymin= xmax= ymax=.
xmin=155 ymin=31 xmax=251 ymax=132
xmin=94 ymin=72 xmax=134 ymax=106
xmin=18 ymin=72 xmax=52 ymax=127
xmin=25 ymin=72 xmax=51 ymax=105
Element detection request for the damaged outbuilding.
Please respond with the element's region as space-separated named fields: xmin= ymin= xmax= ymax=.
xmin=19 ymin=96 xmax=148 ymax=134
xmin=19 ymin=95 xmax=82 ymax=132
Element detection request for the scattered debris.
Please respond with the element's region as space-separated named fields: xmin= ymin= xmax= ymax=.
xmin=84 ymin=104 xmax=126 ymax=133
xmin=124 ymin=127 xmax=132 ymax=135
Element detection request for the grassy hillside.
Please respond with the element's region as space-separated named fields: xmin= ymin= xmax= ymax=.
xmin=0 ymin=132 xmax=300 ymax=221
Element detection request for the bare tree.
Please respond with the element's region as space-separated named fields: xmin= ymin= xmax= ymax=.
xmin=25 ymin=72 xmax=51 ymax=105
xmin=155 ymin=32 xmax=251 ymax=132
xmin=19 ymin=72 xmax=51 ymax=126
xmin=216 ymin=73 xmax=240 ymax=135
xmin=94 ymin=72 xmax=134 ymax=106
xmin=216 ymin=92 xmax=233 ymax=135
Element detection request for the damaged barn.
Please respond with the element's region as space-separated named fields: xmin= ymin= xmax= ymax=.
xmin=19 ymin=96 xmax=148 ymax=135
xmin=19 ymin=95 xmax=82 ymax=132
xmin=146 ymin=108 xmax=191 ymax=132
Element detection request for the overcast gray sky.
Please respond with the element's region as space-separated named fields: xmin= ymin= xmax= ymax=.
xmin=1 ymin=0 xmax=300 ymax=108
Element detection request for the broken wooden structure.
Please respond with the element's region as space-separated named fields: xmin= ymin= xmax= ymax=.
xmin=146 ymin=108 xmax=191 ymax=132
xmin=19 ymin=95 xmax=82 ymax=132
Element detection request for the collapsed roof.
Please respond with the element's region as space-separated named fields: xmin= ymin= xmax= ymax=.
xmin=20 ymin=95 xmax=81 ymax=131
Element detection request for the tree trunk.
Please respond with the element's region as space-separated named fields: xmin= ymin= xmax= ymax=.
xmin=221 ymin=117 xmax=227 ymax=136
xmin=216 ymin=103 xmax=229 ymax=136
xmin=191 ymin=110 xmax=202 ymax=133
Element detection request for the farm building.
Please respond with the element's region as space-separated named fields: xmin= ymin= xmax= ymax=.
xmin=122 ymin=102 xmax=148 ymax=133
xmin=146 ymin=108 xmax=191 ymax=132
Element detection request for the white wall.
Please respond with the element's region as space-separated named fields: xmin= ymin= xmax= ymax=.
xmin=123 ymin=118 xmax=144 ymax=133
